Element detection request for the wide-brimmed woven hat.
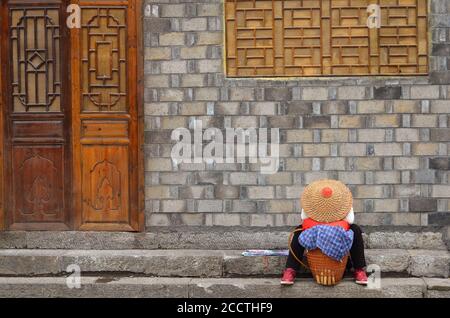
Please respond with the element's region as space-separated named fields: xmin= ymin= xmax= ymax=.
xmin=301 ymin=179 xmax=353 ymax=223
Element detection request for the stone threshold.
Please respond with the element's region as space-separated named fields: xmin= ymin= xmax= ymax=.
xmin=0 ymin=277 xmax=448 ymax=298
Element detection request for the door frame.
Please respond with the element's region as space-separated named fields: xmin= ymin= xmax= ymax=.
xmin=0 ymin=0 xmax=145 ymax=232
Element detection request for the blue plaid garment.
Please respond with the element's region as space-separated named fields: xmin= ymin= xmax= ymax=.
xmin=298 ymin=225 xmax=354 ymax=262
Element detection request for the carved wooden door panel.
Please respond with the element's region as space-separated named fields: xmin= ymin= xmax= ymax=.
xmin=0 ymin=0 xmax=143 ymax=231
xmin=1 ymin=0 xmax=72 ymax=230
xmin=71 ymin=0 xmax=143 ymax=231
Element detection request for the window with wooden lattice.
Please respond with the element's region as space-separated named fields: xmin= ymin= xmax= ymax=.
xmin=225 ymin=0 xmax=429 ymax=77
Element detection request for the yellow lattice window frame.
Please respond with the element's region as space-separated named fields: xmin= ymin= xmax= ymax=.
xmin=225 ymin=0 xmax=429 ymax=77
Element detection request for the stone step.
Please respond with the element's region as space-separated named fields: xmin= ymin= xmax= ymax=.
xmin=0 ymin=249 xmax=448 ymax=278
xmin=0 ymin=277 xmax=448 ymax=298
xmin=0 ymin=229 xmax=447 ymax=250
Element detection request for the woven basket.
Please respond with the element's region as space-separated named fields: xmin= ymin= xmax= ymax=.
xmin=306 ymin=249 xmax=348 ymax=286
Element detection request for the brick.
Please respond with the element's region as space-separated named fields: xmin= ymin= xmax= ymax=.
xmin=145 ymin=47 xmax=171 ymax=60
xmin=250 ymin=102 xmax=277 ymax=115
xmin=180 ymin=214 xmax=204 ymax=226
xmin=268 ymin=117 xmax=297 ymax=128
xmin=321 ymin=101 xmax=348 ymax=114
xmin=338 ymin=171 xmax=365 ymax=184
xmin=264 ymin=88 xmax=291 ymax=101
xmin=160 ymin=200 xmax=187 ymax=213
xmin=302 ymin=87 xmax=328 ymax=100
xmin=409 ymin=198 xmax=438 ymax=212
xmin=412 ymin=143 xmax=440 ymax=156
xmin=373 ymin=199 xmax=400 ymax=212
xmin=358 ymin=129 xmax=386 ymax=142
xmin=215 ymin=102 xmax=240 ymax=115
xmin=339 ymin=144 xmax=366 ymax=156
xmin=160 ymin=4 xmax=185 ymax=17
xmin=321 ymin=129 xmax=349 ymax=142
xmin=146 ymin=186 xmax=176 ymax=199
xmin=431 ymin=100 xmax=450 ymax=113
xmin=160 ymin=89 xmax=184 ymax=101
xmin=159 ymin=32 xmax=185 ymax=46
xmin=338 ymin=115 xmax=365 ymax=128
xmin=411 ymin=115 xmax=438 ymax=127
xmin=195 ymin=88 xmax=219 ymax=101
xmin=411 ymin=170 xmax=437 ymax=183
xmin=285 ymin=158 xmax=312 ymax=171
xmin=197 ymin=200 xmax=223 ymax=213
xmin=429 ymin=157 xmax=450 ymax=170
xmin=373 ymin=114 xmax=401 ymax=127
xmin=357 ymin=101 xmax=385 ymax=113
xmin=263 ymin=172 xmax=293 ymax=185
xmin=354 ymin=157 xmax=383 ymax=170
xmin=410 ymin=86 xmax=440 ymax=99
xmin=285 ymin=130 xmax=314 ymax=143
xmin=432 ymin=185 xmax=450 ymax=197
xmin=145 ymin=103 xmax=170 ymax=116
xmin=161 ymin=61 xmax=187 ymax=74
xmin=179 ymin=186 xmax=214 ymax=199
xmin=263 ymin=200 xmax=295 ymax=213
xmin=392 ymin=100 xmax=420 ymax=113
xmin=229 ymin=173 xmax=258 ymax=185
xmin=323 ymin=158 xmax=346 ymax=170
xmin=394 ymin=185 xmax=421 ymax=197
xmin=373 ymin=86 xmax=402 ymax=99
xmin=147 ymin=214 xmax=170 ymax=226
xmin=374 ymin=171 xmax=401 ymax=184
xmin=394 ymin=157 xmax=420 ymax=170
xmin=180 ymin=74 xmax=205 ymax=87
xmin=144 ymin=18 xmax=171 ymax=34
xmin=231 ymin=201 xmax=257 ymax=213
xmin=197 ymin=4 xmax=221 ymax=16
xmin=303 ymin=116 xmax=331 ymax=128
xmin=161 ymin=116 xmax=188 ymax=129
xmin=250 ymin=214 xmax=274 ymax=227
xmin=145 ymin=75 xmax=170 ymax=88
xmin=159 ymin=173 xmax=190 ymax=185
xmin=245 ymin=186 xmax=275 ymax=199
xmin=181 ymin=18 xmax=208 ymax=31
xmin=287 ymin=102 xmax=313 ymax=115
xmin=207 ymin=214 xmax=241 ymax=226
xmin=179 ymin=102 xmax=206 ymax=115
xmin=337 ymin=86 xmax=366 ymax=100
xmin=354 ymin=185 xmax=386 ymax=198
xmin=215 ymin=186 xmax=239 ymax=199
xmin=231 ymin=116 xmax=258 ymax=128
xmin=396 ymin=129 xmax=420 ymax=142
xmin=302 ymin=144 xmax=330 ymax=157
xmin=197 ymin=32 xmax=222 ymax=45
xmin=146 ymin=159 xmax=173 ymax=172
xmin=196 ymin=172 xmax=223 ymax=185
xmin=198 ymin=60 xmax=222 ymax=73
xmin=180 ymin=46 xmax=207 ymax=59
xmin=145 ymin=131 xmax=172 ymax=144
xmin=430 ymin=128 xmax=450 ymax=141
xmin=374 ymin=143 xmax=403 ymax=156
xmin=229 ymin=88 xmax=255 ymax=101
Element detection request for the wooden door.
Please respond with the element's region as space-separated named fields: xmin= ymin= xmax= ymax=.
xmin=1 ymin=0 xmax=72 ymax=230
xmin=71 ymin=0 xmax=143 ymax=231
xmin=0 ymin=0 xmax=143 ymax=231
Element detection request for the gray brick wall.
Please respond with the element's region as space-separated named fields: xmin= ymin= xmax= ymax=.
xmin=142 ymin=0 xmax=450 ymax=229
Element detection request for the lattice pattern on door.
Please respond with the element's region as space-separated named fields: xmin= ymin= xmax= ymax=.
xmin=10 ymin=7 xmax=61 ymax=112
xmin=81 ymin=7 xmax=127 ymax=112
xmin=225 ymin=0 xmax=429 ymax=77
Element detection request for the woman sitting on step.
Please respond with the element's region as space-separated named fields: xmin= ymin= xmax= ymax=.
xmin=281 ymin=179 xmax=368 ymax=286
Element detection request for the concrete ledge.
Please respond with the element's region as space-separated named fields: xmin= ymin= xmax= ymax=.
xmin=0 ymin=277 xmax=429 ymax=298
xmin=0 ymin=249 xmax=448 ymax=278
xmin=0 ymin=229 xmax=446 ymax=250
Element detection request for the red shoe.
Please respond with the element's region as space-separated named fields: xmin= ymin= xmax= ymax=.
xmin=354 ymin=268 xmax=368 ymax=285
xmin=280 ymin=268 xmax=296 ymax=285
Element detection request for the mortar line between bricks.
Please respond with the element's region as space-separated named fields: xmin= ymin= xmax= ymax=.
xmin=419 ymin=277 xmax=428 ymax=298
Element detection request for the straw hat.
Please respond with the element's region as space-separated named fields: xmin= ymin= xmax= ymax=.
xmin=301 ymin=179 xmax=353 ymax=223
